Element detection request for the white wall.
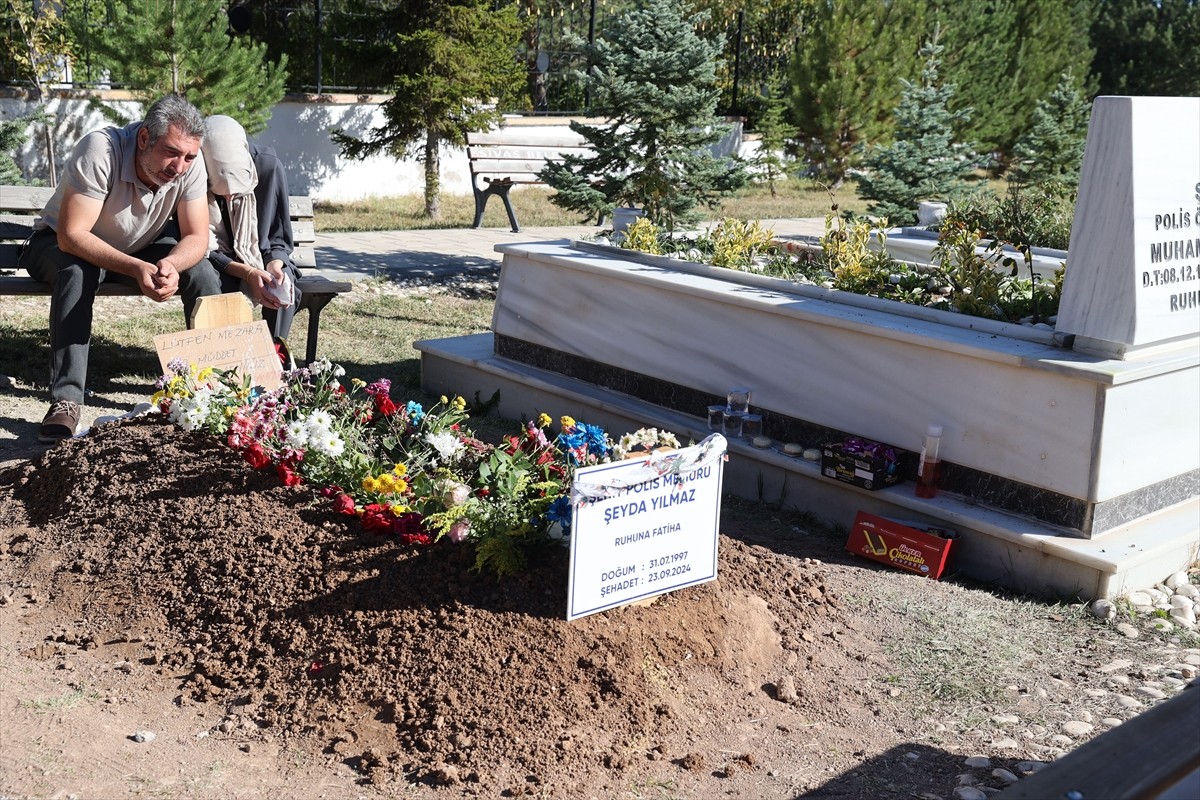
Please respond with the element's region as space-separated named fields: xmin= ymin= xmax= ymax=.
xmin=2 ymin=92 xmax=745 ymax=202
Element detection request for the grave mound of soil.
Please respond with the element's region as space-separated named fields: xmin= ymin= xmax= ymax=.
xmin=0 ymin=417 xmax=894 ymax=797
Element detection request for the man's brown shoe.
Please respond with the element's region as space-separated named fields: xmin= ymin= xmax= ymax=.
xmin=39 ymin=400 xmax=81 ymax=443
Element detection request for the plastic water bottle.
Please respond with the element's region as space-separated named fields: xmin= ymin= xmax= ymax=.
xmin=915 ymin=424 xmax=943 ymax=498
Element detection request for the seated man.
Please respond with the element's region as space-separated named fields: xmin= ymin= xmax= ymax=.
xmin=202 ymin=115 xmax=300 ymax=343
xmin=21 ymin=93 xmax=220 ymax=442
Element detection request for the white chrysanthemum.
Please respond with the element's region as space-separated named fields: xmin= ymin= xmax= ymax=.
xmin=332 ymin=364 xmax=345 ymax=378
xmin=425 ymin=431 xmax=463 ymax=460
xmin=285 ymin=419 xmax=309 ymax=448
xmin=312 ymin=430 xmax=345 ymax=458
xmin=181 ymin=406 xmax=206 ymax=431
xmin=307 ymin=409 xmax=333 ymax=431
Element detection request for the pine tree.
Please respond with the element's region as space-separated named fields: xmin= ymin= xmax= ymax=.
xmin=82 ymin=0 xmax=287 ymax=134
xmin=856 ymin=32 xmax=977 ymax=226
xmin=1010 ymin=71 xmax=1091 ymax=188
xmin=0 ymin=114 xmax=35 ymax=184
xmin=1090 ymin=0 xmax=1200 ymax=97
xmin=537 ymin=0 xmax=748 ymax=230
xmin=749 ymin=85 xmax=797 ymax=197
xmin=333 ymin=0 xmax=525 ymax=218
xmin=933 ymin=0 xmax=1096 ymax=165
xmin=787 ymin=0 xmax=928 ymax=188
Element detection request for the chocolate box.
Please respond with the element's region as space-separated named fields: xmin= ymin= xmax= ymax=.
xmin=845 ymin=511 xmax=957 ymax=579
xmin=821 ymin=439 xmax=904 ymax=490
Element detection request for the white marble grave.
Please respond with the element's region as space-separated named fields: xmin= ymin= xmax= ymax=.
xmin=1057 ymin=96 xmax=1200 ymax=358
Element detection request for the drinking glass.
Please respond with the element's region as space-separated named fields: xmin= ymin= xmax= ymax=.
xmin=722 ymin=411 xmax=745 ymax=438
xmin=726 ymin=386 xmax=751 ymax=416
xmin=741 ymin=413 xmax=762 ymax=440
xmin=706 ymin=405 xmax=725 ymax=432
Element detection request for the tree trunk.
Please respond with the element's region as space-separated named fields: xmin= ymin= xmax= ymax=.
xmin=423 ymin=129 xmax=441 ymax=219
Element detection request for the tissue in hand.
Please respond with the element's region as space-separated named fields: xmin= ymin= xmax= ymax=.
xmin=263 ymin=273 xmax=295 ymax=305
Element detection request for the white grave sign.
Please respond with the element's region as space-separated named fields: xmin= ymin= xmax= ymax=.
xmin=1057 ymin=96 xmax=1200 ymax=358
xmin=566 ymin=437 xmax=726 ymax=621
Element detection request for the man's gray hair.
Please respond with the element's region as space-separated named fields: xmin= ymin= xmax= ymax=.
xmin=143 ymin=94 xmax=206 ymax=145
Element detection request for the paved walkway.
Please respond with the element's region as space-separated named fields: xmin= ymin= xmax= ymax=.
xmin=314 ymin=217 xmax=827 ymax=283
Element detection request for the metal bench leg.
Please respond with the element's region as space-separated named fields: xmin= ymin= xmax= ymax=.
xmin=500 ymin=188 xmax=520 ymax=233
xmin=301 ymin=292 xmax=336 ymax=365
xmin=471 ymin=186 xmax=488 ymax=229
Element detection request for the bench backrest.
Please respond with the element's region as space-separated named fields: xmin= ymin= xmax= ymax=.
xmin=0 ymin=184 xmax=317 ymax=271
xmin=465 ymin=129 xmax=594 ymax=187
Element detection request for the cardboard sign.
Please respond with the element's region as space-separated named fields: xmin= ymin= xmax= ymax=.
xmin=846 ymin=511 xmax=956 ymax=579
xmin=566 ymin=438 xmax=726 ymax=621
xmin=154 ymin=320 xmax=282 ymax=390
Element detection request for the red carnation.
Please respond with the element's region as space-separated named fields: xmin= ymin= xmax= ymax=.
xmin=361 ymin=503 xmax=394 ymax=534
xmin=375 ymin=395 xmax=398 ymax=417
xmin=243 ymin=442 xmax=270 ymax=469
xmin=277 ymin=463 xmax=303 ymax=486
xmin=331 ymin=493 xmax=356 ymax=515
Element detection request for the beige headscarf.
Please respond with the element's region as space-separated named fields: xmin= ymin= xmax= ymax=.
xmin=204 ymin=115 xmax=263 ymax=270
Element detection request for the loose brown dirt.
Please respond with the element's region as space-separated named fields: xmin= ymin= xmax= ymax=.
xmin=0 ymin=416 xmax=1194 ymax=800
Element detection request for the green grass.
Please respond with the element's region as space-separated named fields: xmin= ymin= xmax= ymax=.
xmin=314 ymin=178 xmax=867 ymax=232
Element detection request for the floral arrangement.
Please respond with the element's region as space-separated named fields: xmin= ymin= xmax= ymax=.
xmin=152 ymin=358 xmax=678 ymax=577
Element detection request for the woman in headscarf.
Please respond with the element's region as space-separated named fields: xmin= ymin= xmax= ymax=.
xmin=202 ymin=115 xmax=299 ymax=340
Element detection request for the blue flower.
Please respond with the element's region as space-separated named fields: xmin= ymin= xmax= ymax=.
xmin=405 ymin=401 xmax=425 ymax=423
xmin=546 ymin=495 xmax=573 ymax=533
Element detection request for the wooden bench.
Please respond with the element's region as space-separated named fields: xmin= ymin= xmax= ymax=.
xmin=0 ymin=184 xmax=351 ymax=365
xmin=465 ymin=127 xmax=595 ymax=232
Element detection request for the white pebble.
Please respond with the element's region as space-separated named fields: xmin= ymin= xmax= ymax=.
xmin=132 ymin=730 xmax=156 ymax=743
xmin=1099 ymin=658 xmax=1133 ymax=673
xmin=992 ymin=714 xmax=1020 ymax=725
xmin=1115 ymin=622 xmax=1139 ymax=639
xmin=1136 ymin=686 xmax=1167 ymax=700
xmin=1165 ymin=571 xmax=1190 ymax=589
xmin=992 ymin=768 xmax=1019 ymax=784
xmin=1151 ymin=618 xmax=1175 ymax=632
xmin=1170 ymin=609 xmax=1197 ymax=627
xmin=1147 ymin=589 xmax=1169 ymax=605
xmin=1015 ymin=760 xmax=1048 ymax=774
xmin=1114 ymin=694 xmax=1142 ymax=709
xmin=1101 ymin=717 xmax=1122 ymax=728
xmin=955 ymin=788 xmax=987 ymax=800
xmin=1062 ymin=721 xmax=1093 ymax=737
xmin=993 ymin=738 xmax=1020 ymax=749
xmin=1176 ymin=584 xmax=1198 ymax=599
xmin=1171 ymin=595 xmax=1194 ymax=611
xmin=1090 ymin=598 xmax=1115 ymax=619
xmin=964 ymin=755 xmax=992 ymax=769
xmin=1127 ymin=590 xmax=1152 ymax=607
xmin=1050 ymin=734 xmax=1074 ymax=747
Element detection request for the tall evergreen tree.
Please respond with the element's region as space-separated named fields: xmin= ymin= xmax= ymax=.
xmin=537 ymin=0 xmax=748 ymax=230
xmin=856 ymin=32 xmax=977 ymax=226
xmin=933 ymin=0 xmax=1096 ymax=167
xmin=333 ymin=0 xmax=525 ymax=219
xmin=1010 ymin=71 xmax=1091 ymax=188
xmin=1090 ymin=0 xmax=1200 ymax=96
xmin=0 ymin=113 xmax=35 ymax=184
xmin=787 ymin=0 xmax=928 ymax=188
xmin=81 ymin=0 xmax=288 ymax=134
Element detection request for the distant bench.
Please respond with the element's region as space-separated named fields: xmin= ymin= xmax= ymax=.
xmin=466 ymin=127 xmax=597 ymax=233
xmin=0 ymin=184 xmax=351 ymax=364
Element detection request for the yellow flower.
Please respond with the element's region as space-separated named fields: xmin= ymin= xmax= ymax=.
xmin=197 ymin=366 xmax=213 ymax=381
xmin=560 ymin=415 xmax=576 ymax=430
xmin=393 ymin=478 xmax=409 ymax=494
xmin=151 ymin=390 xmax=164 ymax=405
xmin=351 ymin=377 xmax=366 ymax=388
xmin=361 ymin=476 xmax=379 ymax=493
xmin=452 ymin=395 xmax=466 ymax=411
xmin=440 ymin=395 xmax=449 ymax=404
xmin=390 ymin=503 xmax=409 ymax=514
xmin=537 ymin=412 xmax=552 ymax=428
xmin=377 ymin=473 xmax=396 ymax=493
xmin=391 ymin=463 xmax=408 ymax=477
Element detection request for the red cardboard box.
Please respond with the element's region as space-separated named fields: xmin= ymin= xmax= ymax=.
xmin=845 ymin=511 xmax=957 ymax=579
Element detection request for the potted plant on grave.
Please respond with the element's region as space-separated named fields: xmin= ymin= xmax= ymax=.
xmin=537 ymin=0 xmax=748 ymax=232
